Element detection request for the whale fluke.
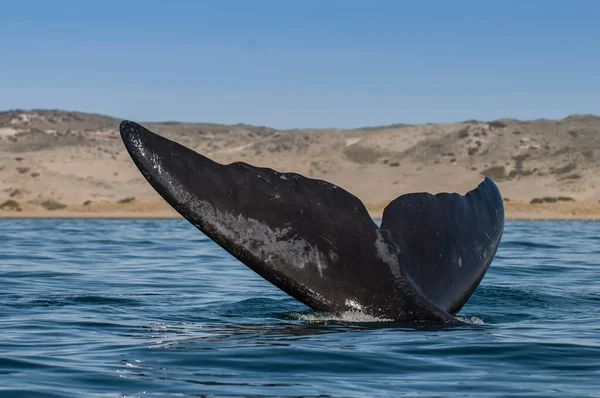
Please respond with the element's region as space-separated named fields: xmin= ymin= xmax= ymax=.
xmin=120 ymin=120 xmax=504 ymax=322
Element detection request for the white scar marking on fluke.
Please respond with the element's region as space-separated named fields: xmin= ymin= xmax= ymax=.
xmin=328 ymin=251 xmax=338 ymax=262
xmin=151 ymin=151 xmax=163 ymax=175
xmin=316 ymin=254 xmax=323 ymax=277
xmin=211 ymin=208 xmax=328 ymax=274
xmin=129 ymin=131 xmax=165 ymax=177
xmin=374 ymin=230 xmax=402 ymax=278
xmin=130 ymin=133 xmax=148 ymax=159
xmin=345 ymin=299 xmax=364 ymax=311
xmin=165 ymin=176 xmax=329 ymax=277
xmin=256 ymin=174 xmax=270 ymax=183
xmin=473 ymin=244 xmax=483 ymax=259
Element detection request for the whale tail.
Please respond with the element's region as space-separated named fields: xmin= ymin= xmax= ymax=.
xmin=381 ymin=178 xmax=504 ymax=314
xmin=120 ymin=120 xmax=504 ymax=322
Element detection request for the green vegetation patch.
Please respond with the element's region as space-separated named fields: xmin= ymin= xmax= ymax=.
xmin=0 ymin=199 xmax=20 ymax=210
xmin=41 ymin=200 xmax=68 ymax=211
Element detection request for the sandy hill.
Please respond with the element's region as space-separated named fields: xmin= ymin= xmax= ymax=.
xmin=1 ymin=109 xmax=599 ymax=218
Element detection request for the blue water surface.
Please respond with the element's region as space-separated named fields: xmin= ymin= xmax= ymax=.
xmin=0 ymin=219 xmax=599 ymax=397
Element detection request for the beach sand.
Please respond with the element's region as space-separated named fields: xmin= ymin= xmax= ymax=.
xmin=2 ymin=198 xmax=600 ymax=220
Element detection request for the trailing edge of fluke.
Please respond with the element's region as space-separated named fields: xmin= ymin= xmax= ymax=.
xmin=120 ymin=120 xmax=505 ymax=323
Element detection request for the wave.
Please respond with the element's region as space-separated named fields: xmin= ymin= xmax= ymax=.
xmin=455 ymin=315 xmax=485 ymax=325
xmin=289 ymin=310 xmax=393 ymax=323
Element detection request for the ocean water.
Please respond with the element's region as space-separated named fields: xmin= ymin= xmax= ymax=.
xmin=0 ymin=219 xmax=599 ymax=397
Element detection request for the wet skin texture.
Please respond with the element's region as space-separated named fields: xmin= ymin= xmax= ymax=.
xmin=120 ymin=121 xmax=504 ymax=323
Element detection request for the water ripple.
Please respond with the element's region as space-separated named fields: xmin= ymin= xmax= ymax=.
xmin=0 ymin=219 xmax=599 ymax=397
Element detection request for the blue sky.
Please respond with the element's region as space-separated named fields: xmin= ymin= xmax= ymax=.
xmin=1 ymin=0 xmax=598 ymax=128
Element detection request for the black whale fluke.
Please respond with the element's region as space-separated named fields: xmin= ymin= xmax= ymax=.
xmin=120 ymin=120 xmax=504 ymax=322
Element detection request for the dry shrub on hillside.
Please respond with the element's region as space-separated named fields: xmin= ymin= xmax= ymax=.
xmin=530 ymin=196 xmax=575 ymax=204
xmin=552 ymin=163 xmax=577 ymax=175
xmin=343 ymin=145 xmax=382 ymax=164
xmin=41 ymin=200 xmax=67 ymax=211
xmin=559 ymin=174 xmax=582 ymax=181
xmin=0 ymin=200 xmax=20 ymax=210
xmin=488 ymin=121 xmax=507 ymax=129
xmin=457 ymin=128 xmax=469 ymax=138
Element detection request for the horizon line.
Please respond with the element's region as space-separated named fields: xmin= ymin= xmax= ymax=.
xmin=2 ymin=108 xmax=599 ymax=131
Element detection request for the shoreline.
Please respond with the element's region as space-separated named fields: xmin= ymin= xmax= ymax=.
xmin=1 ymin=215 xmax=599 ymax=221
xmin=2 ymin=199 xmax=600 ymax=221
xmin=2 ymin=209 xmax=600 ymax=221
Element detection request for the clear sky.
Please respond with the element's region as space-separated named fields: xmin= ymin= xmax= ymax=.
xmin=1 ymin=0 xmax=599 ymax=128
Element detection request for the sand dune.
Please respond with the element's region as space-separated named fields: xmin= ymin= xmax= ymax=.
xmin=1 ymin=110 xmax=599 ymax=219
